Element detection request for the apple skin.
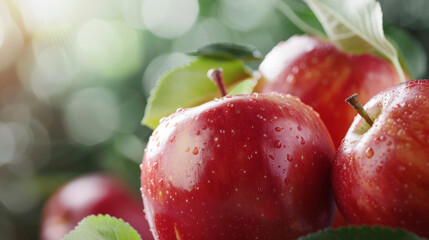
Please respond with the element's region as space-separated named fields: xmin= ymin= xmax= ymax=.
xmin=256 ymin=35 xmax=402 ymax=148
xmin=40 ymin=173 xmax=154 ymax=240
xmin=333 ymin=80 xmax=429 ymax=237
xmin=141 ymin=93 xmax=336 ymax=240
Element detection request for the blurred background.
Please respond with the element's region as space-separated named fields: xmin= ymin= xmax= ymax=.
xmin=0 ymin=0 xmax=428 ymax=239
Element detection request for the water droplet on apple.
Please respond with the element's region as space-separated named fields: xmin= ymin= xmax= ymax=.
xmin=398 ymin=129 xmax=406 ymax=136
xmin=196 ymin=130 xmax=201 ymax=136
xmin=275 ymin=127 xmax=282 ymax=132
xmin=274 ymin=140 xmax=282 ymax=148
xmin=292 ymin=66 xmax=299 ymax=74
xmin=376 ymin=166 xmax=382 ymax=174
xmin=284 ymin=178 xmax=289 ymax=185
xmin=300 ymin=137 xmax=305 ymax=145
xmin=365 ymin=147 xmax=374 ymax=158
xmin=170 ymin=136 xmax=176 ymax=142
xmin=297 ymin=125 xmax=302 ymax=131
xmin=159 ymin=179 xmax=164 ymax=187
xmin=268 ymin=155 xmax=275 ymax=160
xmin=192 ymin=147 xmax=199 ymax=155
xmin=287 ymin=154 xmax=292 ymax=162
xmin=386 ymin=141 xmax=392 ymax=146
xmin=153 ymin=162 xmax=158 ymax=169
xmin=202 ymin=125 xmax=207 ymax=130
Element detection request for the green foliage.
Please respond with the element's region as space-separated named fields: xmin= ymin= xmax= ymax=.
xmin=385 ymin=26 xmax=427 ymax=79
xmin=142 ymin=58 xmax=252 ymax=129
xmin=188 ymin=43 xmax=263 ymax=61
xmin=299 ymin=226 xmax=425 ymax=240
xmin=229 ymin=79 xmax=257 ymax=95
xmin=62 ymin=215 xmax=141 ymax=240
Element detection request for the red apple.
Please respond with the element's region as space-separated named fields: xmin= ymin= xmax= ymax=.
xmin=333 ymin=80 xmax=429 ymax=237
xmin=256 ymin=35 xmax=403 ymax=148
xmin=40 ymin=173 xmax=154 ymax=240
xmin=141 ymin=70 xmax=336 ymax=240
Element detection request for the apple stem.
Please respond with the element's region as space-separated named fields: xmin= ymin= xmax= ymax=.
xmin=208 ymin=68 xmax=227 ymax=97
xmin=345 ymin=94 xmax=373 ymax=126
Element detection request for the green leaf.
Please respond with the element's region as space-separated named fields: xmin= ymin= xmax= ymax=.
xmin=304 ymin=0 xmax=406 ymax=82
xmin=62 ymin=214 xmax=142 ymax=240
xmin=142 ymin=58 xmax=252 ymax=129
xmin=385 ymin=26 xmax=427 ymax=79
xmin=187 ymin=43 xmax=263 ymax=61
xmin=229 ymin=78 xmax=257 ymax=95
xmin=299 ymin=226 xmax=425 ymax=240
xmin=276 ymin=0 xmax=325 ymax=38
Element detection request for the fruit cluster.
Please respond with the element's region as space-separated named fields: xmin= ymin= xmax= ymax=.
xmin=140 ymin=65 xmax=428 ymax=239
xmin=40 ymin=0 xmax=428 ymax=239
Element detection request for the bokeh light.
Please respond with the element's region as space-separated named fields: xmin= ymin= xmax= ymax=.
xmin=75 ymin=19 xmax=144 ymax=80
xmin=114 ymin=135 xmax=145 ymax=163
xmin=142 ymin=52 xmax=193 ymax=96
xmin=141 ymin=0 xmax=199 ymax=38
xmin=219 ymin=0 xmax=276 ymax=31
xmin=64 ymin=87 xmax=120 ymax=146
xmin=31 ymin=46 xmax=75 ymax=97
xmin=0 ymin=0 xmax=24 ymax=71
xmin=0 ymin=123 xmax=16 ymax=166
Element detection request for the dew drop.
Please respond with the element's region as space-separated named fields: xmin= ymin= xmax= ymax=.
xmin=202 ymin=125 xmax=207 ymax=130
xmin=275 ymin=127 xmax=282 ymax=132
xmin=159 ymin=179 xmax=164 ymax=187
xmin=196 ymin=130 xmax=201 ymax=136
xmin=284 ymin=178 xmax=289 ymax=185
xmin=297 ymin=125 xmax=302 ymax=131
xmin=300 ymin=137 xmax=305 ymax=145
xmin=170 ymin=136 xmax=176 ymax=142
xmin=274 ymin=140 xmax=282 ymax=148
xmin=268 ymin=155 xmax=275 ymax=160
xmin=153 ymin=162 xmax=158 ymax=169
xmin=192 ymin=147 xmax=199 ymax=155
xmin=365 ymin=147 xmax=374 ymax=158
xmin=376 ymin=166 xmax=382 ymax=174
xmin=287 ymin=154 xmax=292 ymax=162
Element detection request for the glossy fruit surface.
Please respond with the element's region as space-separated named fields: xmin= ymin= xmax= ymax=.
xmin=333 ymin=80 xmax=429 ymax=237
xmin=141 ymin=93 xmax=336 ymax=240
xmin=40 ymin=173 xmax=154 ymax=240
xmin=257 ymin=35 xmax=402 ymax=147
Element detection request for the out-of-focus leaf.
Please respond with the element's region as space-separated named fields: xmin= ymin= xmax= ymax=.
xmin=277 ymin=0 xmax=325 ymax=38
xmin=62 ymin=215 xmax=141 ymax=240
xmin=299 ymin=226 xmax=424 ymax=240
xmin=385 ymin=26 xmax=427 ymax=79
xmin=188 ymin=43 xmax=263 ymax=61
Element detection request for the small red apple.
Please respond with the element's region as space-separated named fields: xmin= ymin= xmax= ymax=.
xmin=333 ymin=80 xmax=429 ymax=237
xmin=257 ymin=35 xmax=403 ymax=148
xmin=40 ymin=173 xmax=154 ymax=240
xmin=140 ymin=70 xmax=336 ymax=240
